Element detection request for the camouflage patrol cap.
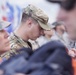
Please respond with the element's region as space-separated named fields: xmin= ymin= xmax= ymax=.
xmin=22 ymin=4 xmax=51 ymax=30
xmin=0 ymin=20 xmax=11 ymax=30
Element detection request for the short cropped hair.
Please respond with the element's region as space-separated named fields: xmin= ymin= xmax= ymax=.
xmin=21 ymin=13 xmax=31 ymax=22
xmin=21 ymin=13 xmax=37 ymax=24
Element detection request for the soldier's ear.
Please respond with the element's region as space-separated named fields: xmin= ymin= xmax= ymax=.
xmin=27 ymin=18 xmax=32 ymax=27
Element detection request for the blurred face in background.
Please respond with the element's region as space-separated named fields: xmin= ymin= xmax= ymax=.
xmin=0 ymin=29 xmax=10 ymax=54
xmin=44 ymin=29 xmax=53 ymax=39
xmin=57 ymin=6 xmax=76 ymax=40
xmin=56 ymin=25 xmax=65 ymax=34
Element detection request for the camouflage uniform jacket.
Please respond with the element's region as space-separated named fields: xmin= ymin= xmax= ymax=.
xmin=0 ymin=48 xmax=20 ymax=63
xmin=9 ymin=32 xmax=32 ymax=50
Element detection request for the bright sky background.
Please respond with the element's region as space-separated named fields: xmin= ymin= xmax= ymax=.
xmin=8 ymin=0 xmax=60 ymax=24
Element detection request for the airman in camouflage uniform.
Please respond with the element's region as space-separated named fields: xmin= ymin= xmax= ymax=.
xmin=9 ymin=4 xmax=51 ymax=51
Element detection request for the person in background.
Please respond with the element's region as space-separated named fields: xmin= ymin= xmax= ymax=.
xmin=47 ymin=0 xmax=76 ymax=75
xmin=0 ymin=20 xmax=11 ymax=63
xmin=9 ymin=4 xmax=50 ymax=51
xmin=36 ymin=28 xmax=53 ymax=46
xmin=44 ymin=29 xmax=53 ymax=40
xmin=50 ymin=21 xmax=66 ymax=45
